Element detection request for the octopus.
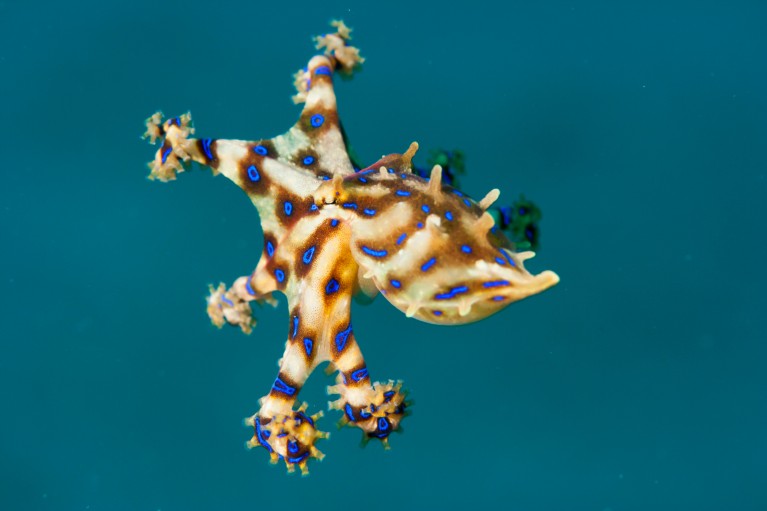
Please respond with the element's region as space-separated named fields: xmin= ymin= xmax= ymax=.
xmin=143 ymin=21 xmax=559 ymax=474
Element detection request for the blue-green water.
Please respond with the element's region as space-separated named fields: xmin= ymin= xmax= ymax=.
xmin=2 ymin=1 xmax=766 ymax=510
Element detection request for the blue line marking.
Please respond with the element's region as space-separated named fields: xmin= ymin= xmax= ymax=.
xmin=421 ymin=204 xmax=430 ymax=213
xmin=358 ymin=177 xmax=368 ymax=183
xmin=292 ymin=315 xmax=299 ymax=338
xmin=500 ymin=250 xmax=516 ymax=266
xmin=493 ymin=295 xmax=505 ymax=301
xmin=315 ymin=65 xmax=332 ymax=76
xmin=388 ymin=167 xmax=395 ymax=174
xmin=453 ymin=190 xmax=464 ymax=197
xmin=247 ymin=165 xmax=260 ymax=182
xmin=284 ymin=201 xmax=293 ymax=216
xmin=330 ymin=219 xmax=339 ymax=227
xmin=434 ymin=285 xmax=469 ymax=300
xmin=433 ymin=310 xmax=443 ymax=316
xmin=395 ymin=190 xmax=411 ymax=197
xmin=342 ymin=202 xmax=358 ymax=209
xmin=416 ymin=222 xmax=424 ymax=229
xmin=351 ymin=368 xmax=369 ymax=382
xmin=363 ymin=208 xmax=376 ymax=216
xmin=303 ymin=337 xmax=313 ymax=356
xmin=221 ymin=296 xmax=234 ymax=307
xmin=275 ymin=269 xmax=285 ymax=282
xmin=396 ymin=233 xmax=407 ymax=245
xmin=335 ymin=324 xmax=353 ymax=352
xmin=288 ymin=440 xmax=299 ymax=454
xmin=390 ymin=279 xmax=401 ymax=289
xmin=302 ymin=246 xmax=315 ymax=264
xmin=421 ymin=257 xmax=436 ymax=271
xmin=201 ymin=138 xmax=213 ymax=160
xmin=272 ymin=377 xmax=296 ymax=396
xmin=310 ymin=114 xmax=325 ymax=127
xmin=445 ymin=211 xmax=453 ymax=221
xmin=461 ymin=245 xmax=472 ymax=253
xmin=495 ymin=257 xmax=506 ymax=265
xmin=266 ymin=241 xmax=274 ymax=257
xmin=463 ymin=198 xmax=471 ymax=207
xmin=254 ymin=418 xmax=273 ymax=452
xmin=161 ymin=147 xmax=171 ymax=164
xmin=483 ymin=280 xmax=510 ymax=288
xmin=288 ymin=452 xmax=310 ymax=464
xmin=361 ymin=246 xmax=387 ymax=258
xmin=344 ymin=403 xmax=356 ymax=422
xmin=254 ymin=144 xmax=268 ymax=156
xmin=245 ymin=280 xmax=256 ymax=296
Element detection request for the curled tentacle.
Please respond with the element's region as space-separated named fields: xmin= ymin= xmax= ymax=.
xmin=246 ymin=403 xmax=328 ymax=475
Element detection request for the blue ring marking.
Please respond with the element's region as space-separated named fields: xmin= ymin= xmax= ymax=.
xmin=342 ymin=202 xmax=358 ymax=209
xmin=378 ymin=417 xmax=389 ymax=431
xmin=421 ymin=257 xmax=437 ymax=271
xmin=288 ymin=440 xmax=299 ymax=454
xmin=416 ymin=222 xmax=424 ymax=229
xmin=288 ymin=452 xmax=310 ymax=464
xmin=310 ymin=203 xmax=318 ymax=211
xmin=314 ymin=65 xmax=332 ymax=76
xmin=247 ymin=165 xmax=260 ymax=182
xmin=245 ymin=280 xmax=256 ymax=296
xmin=421 ymin=204 xmax=430 ymax=213
xmin=359 ymin=409 xmax=371 ymax=419
xmin=266 ymin=241 xmax=275 ymax=257
xmin=303 ymin=337 xmax=313 ymax=356
xmin=395 ymin=190 xmax=411 ymax=197
xmin=396 ymin=233 xmax=407 ymax=245
xmin=292 ymin=315 xmax=299 ymax=338
xmin=254 ymin=144 xmax=268 ymax=156
xmin=303 ymin=155 xmax=315 ymax=165
xmin=272 ymin=377 xmax=297 ymax=396
xmin=434 ymin=285 xmax=469 ymax=300
xmin=445 ymin=211 xmax=454 ymax=221
xmin=493 ymin=295 xmax=506 ymax=301
xmin=500 ymin=250 xmax=516 ymax=266
xmin=461 ymin=245 xmax=472 ymax=253
xmin=361 ymin=246 xmax=387 ymax=258
xmin=284 ymin=201 xmax=293 ymax=216
xmin=302 ymin=246 xmax=316 ymax=264
xmin=330 ymin=219 xmax=339 ymax=227
xmin=433 ymin=310 xmax=443 ymax=316
xmin=221 ymin=295 xmax=234 ymax=307
xmin=161 ymin=147 xmax=172 ymax=164
xmin=254 ymin=418 xmax=273 ymax=452
xmin=390 ymin=279 xmax=401 ymax=289
xmin=335 ymin=324 xmax=353 ymax=352
xmin=351 ymin=368 xmax=369 ymax=382
xmin=495 ymin=256 xmax=507 ymax=265
xmin=358 ymin=177 xmax=368 ymax=183
xmin=275 ymin=269 xmax=285 ymax=282
xmin=363 ymin=208 xmax=376 ymax=216
xmin=325 ymin=278 xmax=340 ymax=294
xmin=310 ymin=114 xmax=325 ymax=127
xmin=483 ymin=280 xmax=510 ymax=288
xmin=344 ymin=403 xmax=356 ymax=422
xmin=383 ymin=390 xmax=395 ymax=402
xmin=201 ymin=138 xmax=213 ymax=160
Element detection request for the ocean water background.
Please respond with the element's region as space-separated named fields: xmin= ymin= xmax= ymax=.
xmin=2 ymin=1 xmax=765 ymax=509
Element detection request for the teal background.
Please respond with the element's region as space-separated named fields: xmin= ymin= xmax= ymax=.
xmin=2 ymin=1 xmax=766 ymax=510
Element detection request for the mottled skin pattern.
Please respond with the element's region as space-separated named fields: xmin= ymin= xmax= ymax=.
xmin=143 ymin=22 xmax=559 ymax=474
